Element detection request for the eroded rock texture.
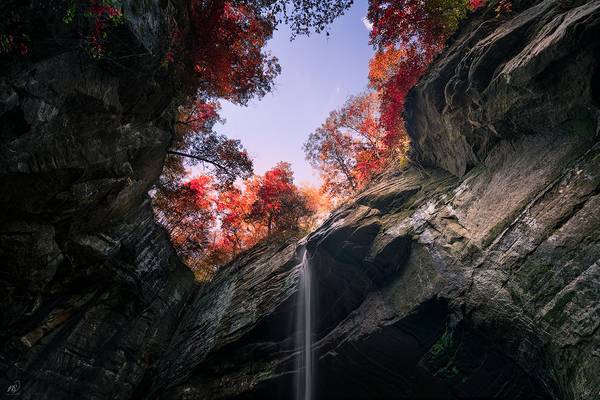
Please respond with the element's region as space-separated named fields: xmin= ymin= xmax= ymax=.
xmin=0 ymin=2 xmax=196 ymax=399
xmin=1 ymin=0 xmax=599 ymax=399
xmin=152 ymin=0 xmax=600 ymax=399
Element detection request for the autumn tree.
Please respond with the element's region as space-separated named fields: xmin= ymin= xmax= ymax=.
xmin=161 ymin=0 xmax=356 ymax=190
xmin=153 ymin=0 xmax=355 ymax=278
xmin=247 ymin=162 xmax=313 ymax=235
xmin=168 ymin=0 xmax=355 ymax=104
xmin=152 ymin=96 xmax=255 ymax=270
xmin=180 ymin=1 xmax=280 ymax=104
xmin=366 ymin=0 xmax=475 ymax=139
xmin=167 ymin=98 xmax=253 ymax=188
xmin=161 ymin=0 xmax=356 ymax=186
xmin=305 ymin=119 xmax=356 ymax=197
xmin=305 ymin=92 xmax=402 ymax=198
xmin=229 ymin=0 xmax=355 ymax=38
xmin=157 ymin=161 xmax=318 ymax=278
xmin=153 ymin=175 xmax=215 ymax=262
xmin=210 ymin=164 xmax=321 ymax=260
xmin=215 ymin=183 xmax=260 ymax=253
xmin=368 ymin=0 xmax=469 ymax=52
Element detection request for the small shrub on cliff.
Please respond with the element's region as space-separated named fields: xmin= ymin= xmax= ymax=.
xmin=0 ymin=33 xmax=29 ymax=55
xmin=0 ymin=5 xmax=31 ymax=57
xmin=60 ymin=0 xmax=124 ymax=58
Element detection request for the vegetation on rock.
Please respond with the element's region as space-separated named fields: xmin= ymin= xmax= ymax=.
xmin=152 ymin=0 xmax=348 ymax=278
xmin=305 ymin=0 xmax=488 ymax=202
xmin=154 ymin=0 xmax=499 ymax=277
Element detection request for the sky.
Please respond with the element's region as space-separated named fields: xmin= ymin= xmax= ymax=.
xmin=213 ymin=0 xmax=374 ymax=186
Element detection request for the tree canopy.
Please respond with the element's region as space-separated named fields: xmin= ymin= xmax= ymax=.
xmin=154 ymin=0 xmax=493 ymax=278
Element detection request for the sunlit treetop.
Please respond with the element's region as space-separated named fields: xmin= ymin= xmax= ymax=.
xmin=305 ymin=92 xmax=404 ymax=199
xmin=368 ymin=46 xmax=405 ymax=91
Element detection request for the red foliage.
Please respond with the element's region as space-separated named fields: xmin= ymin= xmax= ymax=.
xmin=366 ymin=0 xmax=473 ymax=156
xmin=0 ymin=33 xmax=29 ymax=55
xmin=247 ymin=162 xmax=312 ymax=235
xmin=188 ymin=175 xmax=214 ymax=209
xmin=153 ymin=175 xmax=215 ymax=263
xmin=307 ymin=0 xmax=475 ymax=199
xmin=89 ymin=1 xmax=121 ymax=19
xmin=368 ymin=0 xmax=448 ymax=54
xmin=215 ymin=185 xmax=258 ymax=253
xmin=368 ymin=47 xmax=405 ymax=91
xmin=84 ymin=0 xmax=124 ymax=57
xmin=470 ymin=0 xmax=486 ymax=10
xmin=185 ymin=0 xmax=280 ymax=104
xmin=374 ymin=46 xmax=430 ymax=139
xmin=155 ymin=162 xmax=319 ymax=274
xmin=178 ymin=99 xmax=221 ymax=136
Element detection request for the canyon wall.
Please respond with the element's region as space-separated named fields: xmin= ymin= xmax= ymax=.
xmin=1 ymin=0 xmax=599 ymax=399
xmin=0 ymin=2 xmax=197 ymax=398
xmin=154 ymin=1 xmax=600 ymax=399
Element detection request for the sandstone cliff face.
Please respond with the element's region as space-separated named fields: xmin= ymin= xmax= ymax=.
xmin=153 ymin=0 xmax=600 ymax=399
xmin=1 ymin=0 xmax=599 ymax=399
xmin=0 ymin=2 xmax=196 ymax=399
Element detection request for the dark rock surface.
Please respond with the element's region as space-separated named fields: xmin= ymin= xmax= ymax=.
xmin=0 ymin=2 xmax=196 ymax=399
xmin=1 ymin=0 xmax=599 ymax=399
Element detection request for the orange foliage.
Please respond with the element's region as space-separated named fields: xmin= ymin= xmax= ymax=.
xmin=368 ymin=47 xmax=405 ymax=91
xmin=157 ymin=162 xmax=321 ymax=276
xmin=299 ymin=185 xmax=333 ymax=226
xmin=305 ymin=92 xmax=401 ymax=198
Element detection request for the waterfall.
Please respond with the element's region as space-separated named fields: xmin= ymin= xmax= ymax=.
xmin=295 ymin=252 xmax=313 ymax=400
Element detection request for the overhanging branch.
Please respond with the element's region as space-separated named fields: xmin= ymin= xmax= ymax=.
xmin=166 ymin=150 xmax=230 ymax=175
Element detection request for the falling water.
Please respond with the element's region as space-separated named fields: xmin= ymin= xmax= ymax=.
xmin=295 ymin=252 xmax=313 ymax=400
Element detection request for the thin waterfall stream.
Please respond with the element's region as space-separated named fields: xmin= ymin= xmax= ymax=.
xmin=295 ymin=252 xmax=314 ymax=400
